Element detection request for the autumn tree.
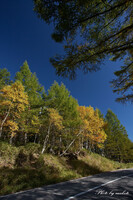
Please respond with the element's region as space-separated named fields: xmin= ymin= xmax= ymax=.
xmin=0 ymin=68 xmax=12 ymax=134
xmin=41 ymin=108 xmax=63 ymax=153
xmin=78 ymin=106 xmax=107 ymax=151
xmin=0 ymin=81 xmax=29 ymax=143
xmin=34 ymin=0 xmax=133 ymax=102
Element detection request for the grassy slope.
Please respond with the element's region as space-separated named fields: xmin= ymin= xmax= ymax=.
xmin=0 ymin=142 xmax=133 ymax=196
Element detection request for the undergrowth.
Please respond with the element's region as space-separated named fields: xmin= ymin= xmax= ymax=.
xmin=0 ymin=142 xmax=133 ymax=196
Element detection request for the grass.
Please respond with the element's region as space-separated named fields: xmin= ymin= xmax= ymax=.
xmin=0 ymin=142 xmax=133 ymax=196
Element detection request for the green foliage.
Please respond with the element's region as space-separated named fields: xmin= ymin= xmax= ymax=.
xmin=46 ymin=81 xmax=81 ymax=127
xmin=24 ymin=142 xmax=41 ymax=153
xmin=0 ymin=63 xmax=132 ymax=164
xmin=42 ymin=81 xmax=81 ymax=153
xmin=0 ymin=141 xmax=19 ymax=166
xmin=0 ymin=68 xmax=11 ymax=89
xmin=0 ymin=63 xmax=132 ymax=200
xmin=96 ymin=108 xmax=104 ymax=119
xmin=15 ymin=61 xmax=45 ymax=143
xmin=15 ymin=61 xmax=45 ymax=107
xmin=111 ymin=55 xmax=133 ymax=103
xmin=0 ymin=143 xmax=133 ymax=196
xmin=0 ymin=167 xmax=47 ymax=195
xmin=104 ymin=109 xmax=133 ymax=162
xmin=34 ymin=0 xmax=133 ymax=102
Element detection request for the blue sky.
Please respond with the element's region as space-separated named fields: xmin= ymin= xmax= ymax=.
xmin=0 ymin=0 xmax=132 ymax=141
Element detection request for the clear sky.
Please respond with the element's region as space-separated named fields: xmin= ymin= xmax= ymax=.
xmin=0 ymin=0 xmax=132 ymax=141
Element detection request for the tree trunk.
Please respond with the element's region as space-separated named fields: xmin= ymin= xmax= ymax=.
xmin=59 ymin=135 xmax=62 ymax=153
xmin=10 ymin=134 xmax=13 ymax=145
xmin=0 ymin=108 xmax=10 ymax=137
xmin=34 ymin=133 xmax=37 ymax=143
xmin=89 ymin=140 xmax=92 ymax=153
xmin=79 ymin=136 xmax=84 ymax=150
xmin=50 ymin=133 xmax=56 ymax=154
xmin=41 ymin=123 xmax=51 ymax=154
xmin=25 ymin=133 xmax=27 ymax=144
xmin=0 ymin=127 xmax=3 ymax=138
xmin=60 ymin=130 xmax=82 ymax=157
xmin=85 ymin=139 xmax=89 ymax=149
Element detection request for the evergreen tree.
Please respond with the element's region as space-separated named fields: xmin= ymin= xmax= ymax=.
xmin=46 ymin=81 xmax=80 ymax=128
xmin=34 ymin=0 xmax=133 ymax=102
xmin=96 ymin=108 xmax=104 ymax=119
xmin=45 ymin=81 xmax=81 ymax=153
xmin=0 ymin=68 xmax=11 ymax=89
xmin=15 ymin=61 xmax=46 ymax=143
xmin=104 ymin=109 xmax=132 ymax=162
xmin=15 ymin=61 xmax=45 ymax=107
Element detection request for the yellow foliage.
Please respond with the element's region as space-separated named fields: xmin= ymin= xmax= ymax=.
xmin=78 ymin=106 xmax=107 ymax=147
xmin=31 ymin=115 xmax=40 ymax=126
xmin=0 ymin=81 xmax=29 ymax=114
xmin=0 ymin=81 xmax=29 ymax=136
xmin=48 ymin=108 xmax=64 ymax=130
xmin=31 ymin=115 xmax=40 ymax=133
xmin=5 ymin=120 xmax=19 ymax=136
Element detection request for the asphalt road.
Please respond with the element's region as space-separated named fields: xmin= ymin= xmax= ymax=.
xmin=0 ymin=168 xmax=133 ymax=200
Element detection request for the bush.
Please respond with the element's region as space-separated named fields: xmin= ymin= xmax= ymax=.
xmin=24 ymin=143 xmax=41 ymax=154
xmin=15 ymin=149 xmax=28 ymax=167
xmin=0 ymin=142 xmax=18 ymax=166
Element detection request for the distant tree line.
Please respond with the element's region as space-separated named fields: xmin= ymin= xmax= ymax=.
xmin=0 ymin=61 xmax=133 ymax=163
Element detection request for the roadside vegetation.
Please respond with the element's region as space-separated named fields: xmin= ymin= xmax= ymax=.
xmin=0 ymin=63 xmax=133 ymax=196
xmin=0 ymin=142 xmax=133 ymax=196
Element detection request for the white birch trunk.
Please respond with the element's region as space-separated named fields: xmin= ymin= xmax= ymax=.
xmin=41 ymin=123 xmax=51 ymax=154
xmin=60 ymin=130 xmax=82 ymax=157
xmin=0 ymin=108 xmax=10 ymax=137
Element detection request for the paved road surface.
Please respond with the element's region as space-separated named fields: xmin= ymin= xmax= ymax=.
xmin=0 ymin=168 xmax=133 ymax=200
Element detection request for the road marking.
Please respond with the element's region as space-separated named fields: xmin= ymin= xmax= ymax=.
xmin=65 ymin=173 xmax=133 ymax=200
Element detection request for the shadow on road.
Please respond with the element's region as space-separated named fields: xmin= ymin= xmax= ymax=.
xmin=0 ymin=169 xmax=133 ymax=200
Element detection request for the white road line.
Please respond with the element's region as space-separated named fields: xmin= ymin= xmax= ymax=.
xmin=65 ymin=173 xmax=133 ymax=200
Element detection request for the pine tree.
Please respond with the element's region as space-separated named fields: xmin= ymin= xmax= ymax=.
xmin=104 ymin=109 xmax=132 ymax=162
xmin=15 ymin=61 xmax=45 ymax=143
xmin=34 ymin=0 xmax=133 ymax=102
xmin=15 ymin=61 xmax=45 ymax=107
xmin=45 ymin=81 xmax=81 ymax=153
xmin=46 ymin=81 xmax=80 ymax=128
xmin=0 ymin=68 xmax=11 ymax=89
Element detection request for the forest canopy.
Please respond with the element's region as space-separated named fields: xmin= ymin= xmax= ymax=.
xmin=0 ymin=61 xmax=133 ymax=163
